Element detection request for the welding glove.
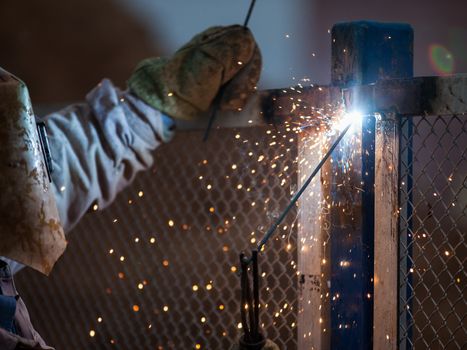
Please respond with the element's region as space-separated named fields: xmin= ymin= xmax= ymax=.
xmin=262 ymin=339 xmax=280 ymax=350
xmin=232 ymin=338 xmax=280 ymax=350
xmin=128 ymin=25 xmax=262 ymax=120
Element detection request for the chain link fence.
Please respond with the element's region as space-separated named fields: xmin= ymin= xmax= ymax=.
xmin=11 ymin=87 xmax=467 ymax=350
xmin=398 ymin=114 xmax=467 ymax=349
xmin=15 ymin=126 xmax=299 ymax=349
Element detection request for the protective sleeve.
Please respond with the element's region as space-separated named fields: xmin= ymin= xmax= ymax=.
xmin=6 ymin=79 xmax=174 ymax=275
xmin=44 ymin=78 xmax=175 ymax=233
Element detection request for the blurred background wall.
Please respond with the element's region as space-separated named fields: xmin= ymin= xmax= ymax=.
xmin=1 ymin=0 xmax=466 ymax=104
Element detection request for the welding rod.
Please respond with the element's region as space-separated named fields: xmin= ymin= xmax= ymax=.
xmin=257 ymin=122 xmax=352 ymax=252
xmin=243 ymin=0 xmax=257 ymax=27
xmin=203 ymin=0 xmax=258 ymax=141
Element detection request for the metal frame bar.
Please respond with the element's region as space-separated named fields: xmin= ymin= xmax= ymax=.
xmin=297 ymin=126 xmax=326 ymax=350
xmin=374 ymin=113 xmax=400 ymax=349
xmin=328 ymin=21 xmax=414 ymax=350
xmin=398 ymin=116 xmax=414 ymax=350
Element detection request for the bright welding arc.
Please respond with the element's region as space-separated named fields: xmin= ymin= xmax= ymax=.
xmin=256 ymin=122 xmax=353 ymax=252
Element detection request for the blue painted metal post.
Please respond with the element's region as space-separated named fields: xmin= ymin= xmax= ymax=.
xmin=398 ymin=117 xmax=414 ymax=350
xmin=330 ymin=21 xmax=413 ymax=350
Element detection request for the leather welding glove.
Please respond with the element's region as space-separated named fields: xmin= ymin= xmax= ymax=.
xmin=232 ymin=338 xmax=280 ymax=350
xmin=263 ymin=339 xmax=280 ymax=350
xmin=128 ymin=25 xmax=262 ymax=120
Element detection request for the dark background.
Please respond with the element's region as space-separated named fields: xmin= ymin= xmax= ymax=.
xmin=1 ymin=0 xmax=466 ymax=103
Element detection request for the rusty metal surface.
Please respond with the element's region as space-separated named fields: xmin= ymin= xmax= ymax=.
xmin=0 ymin=68 xmax=66 ymax=275
xmin=264 ymin=75 xmax=467 ymax=119
xmin=374 ymin=115 xmax=399 ymax=350
xmin=344 ymin=75 xmax=467 ymax=116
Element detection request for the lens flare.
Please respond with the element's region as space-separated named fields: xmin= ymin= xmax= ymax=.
xmin=429 ymin=44 xmax=454 ymax=75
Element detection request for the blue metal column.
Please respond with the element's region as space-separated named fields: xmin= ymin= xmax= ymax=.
xmin=398 ymin=117 xmax=414 ymax=350
xmin=330 ymin=21 xmax=413 ymax=350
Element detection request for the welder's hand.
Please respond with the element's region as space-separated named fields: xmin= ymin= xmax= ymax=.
xmin=128 ymin=25 xmax=262 ymax=120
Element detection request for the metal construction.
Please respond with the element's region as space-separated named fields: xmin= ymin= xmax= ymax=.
xmin=12 ymin=21 xmax=467 ymax=349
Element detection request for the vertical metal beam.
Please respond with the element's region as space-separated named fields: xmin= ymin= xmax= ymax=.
xmin=398 ymin=117 xmax=414 ymax=350
xmin=330 ymin=21 xmax=413 ymax=350
xmin=297 ymin=127 xmax=325 ymax=350
xmin=374 ymin=113 xmax=399 ymax=349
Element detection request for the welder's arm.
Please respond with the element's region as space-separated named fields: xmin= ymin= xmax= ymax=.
xmin=6 ymin=25 xmax=260 ymax=275
xmin=5 ymin=81 xmax=174 ymax=275
xmin=42 ymin=79 xmax=174 ymax=232
xmin=47 ymin=24 xmax=261 ymax=233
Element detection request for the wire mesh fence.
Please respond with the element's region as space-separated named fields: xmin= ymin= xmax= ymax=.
xmin=398 ymin=114 xmax=467 ymax=349
xmin=14 ymin=126 xmax=299 ymax=350
xmin=9 ymin=82 xmax=466 ymax=350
